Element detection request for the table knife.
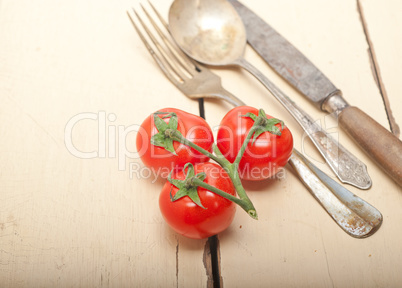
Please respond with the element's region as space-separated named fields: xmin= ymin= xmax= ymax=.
xmin=229 ymin=0 xmax=402 ymax=187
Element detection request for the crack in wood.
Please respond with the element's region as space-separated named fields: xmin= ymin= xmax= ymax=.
xmin=203 ymin=236 xmax=222 ymax=288
xmin=357 ymin=0 xmax=400 ymax=137
xmin=198 ymin=98 xmax=205 ymax=119
xmin=198 ymin=98 xmax=223 ymax=288
xmin=176 ymin=237 xmax=179 ymax=288
xmin=203 ymin=237 xmax=214 ymax=288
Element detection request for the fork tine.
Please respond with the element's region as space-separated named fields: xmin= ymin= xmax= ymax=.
xmin=128 ymin=3 xmax=247 ymax=107
xmin=147 ymin=0 xmax=168 ymax=30
xmin=130 ymin=7 xmax=190 ymax=82
xmin=146 ymin=0 xmax=198 ymax=73
xmin=140 ymin=3 xmax=196 ymax=77
xmin=127 ymin=11 xmax=180 ymax=86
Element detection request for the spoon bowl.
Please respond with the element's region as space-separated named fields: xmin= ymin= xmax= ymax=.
xmin=169 ymin=0 xmax=246 ymax=66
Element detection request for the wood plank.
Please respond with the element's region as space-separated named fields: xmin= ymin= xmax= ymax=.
xmin=1 ymin=0 xmax=401 ymax=287
xmin=204 ymin=0 xmax=402 ymax=287
xmin=0 ymin=0 xmax=209 ymax=287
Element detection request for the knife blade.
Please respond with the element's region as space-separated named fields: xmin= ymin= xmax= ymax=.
xmin=229 ymin=0 xmax=402 ymax=187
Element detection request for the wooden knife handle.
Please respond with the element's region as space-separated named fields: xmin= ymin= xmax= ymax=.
xmin=338 ymin=106 xmax=402 ymax=187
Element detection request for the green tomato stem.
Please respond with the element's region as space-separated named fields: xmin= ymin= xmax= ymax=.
xmin=154 ymin=109 xmax=282 ymax=221
xmin=170 ymin=131 xmax=227 ymax=166
xmin=213 ymin=145 xmax=254 ymax=210
xmin=167 ymin=129 xmax=261 ymax=219
xmin=233 ymin=124 xmax=260 ymax=167
xmin=191 ymin=178 xmax=258 ymax=220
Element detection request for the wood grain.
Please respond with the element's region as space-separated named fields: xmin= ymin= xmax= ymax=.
xmin=0 ymin=0 xmax=401 ymax=287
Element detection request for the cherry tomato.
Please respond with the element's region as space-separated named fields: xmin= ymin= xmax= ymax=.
xmin=159 ymin=162 xmax=236 ymax=239
xmin=217 ymin=106 xmax=293 ymax=181
xmin=136 ymin=108 xmax=214 ymax=176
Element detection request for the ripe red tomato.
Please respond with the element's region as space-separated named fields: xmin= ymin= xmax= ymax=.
xmin=217 ymin=106 xmax=293 ymax=181
xmin=159 ymin=162 xmax=236 ymax=239
xmin=136 ymin=108 xmax=214 ymax=175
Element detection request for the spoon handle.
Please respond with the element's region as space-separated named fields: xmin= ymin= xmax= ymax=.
xmin=288 ymin=149 xmax=382 ymax=238
xmin=234 ymin=57 xmax=372 ymax=190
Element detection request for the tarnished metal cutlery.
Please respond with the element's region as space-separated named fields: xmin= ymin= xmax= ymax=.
xmin=127 ymin=2 xmax=383 ymax=237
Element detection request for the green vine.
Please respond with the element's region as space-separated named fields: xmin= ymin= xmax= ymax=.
xmin=151 ymin=109 xmax=284 ymax=220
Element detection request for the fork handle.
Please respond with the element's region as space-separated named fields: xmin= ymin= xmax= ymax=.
xmin=213 ymin=88 xmax=246 ymax=107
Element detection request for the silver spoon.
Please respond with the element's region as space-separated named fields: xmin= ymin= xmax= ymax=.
xmin=168 ymin=0 xmax=372 ymax=190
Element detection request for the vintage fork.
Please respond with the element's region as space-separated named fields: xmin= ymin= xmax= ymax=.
xmin=127 ymin=2 xmax=382 ymax=238
xmin=127 ymin=3 xmax=244 ymax=107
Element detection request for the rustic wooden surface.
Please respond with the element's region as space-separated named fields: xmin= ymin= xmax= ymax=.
xmin=1 ymin=0 xmax=401 ymax=287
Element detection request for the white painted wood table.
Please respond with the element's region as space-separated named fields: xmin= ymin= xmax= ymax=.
xmin=1 ymin=0 xmax=401 ymax=287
